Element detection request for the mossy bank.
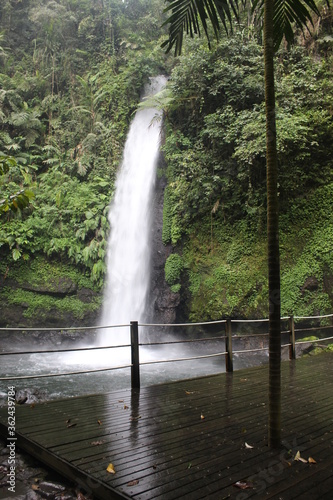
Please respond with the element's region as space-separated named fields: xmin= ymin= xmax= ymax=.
xmin=0 ymin=256 xmax=101 ymax=328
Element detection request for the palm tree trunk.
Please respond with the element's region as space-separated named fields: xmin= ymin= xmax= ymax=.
xmin=264 ymin=0 xmax=281 ymax=449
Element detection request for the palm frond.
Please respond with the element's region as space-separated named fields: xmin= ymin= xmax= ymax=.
xmin=252 ymin=0 xmax=320 ymax=51
xmin=163 ymin=0 xmax=322 ymax=55
xmin=162 ymin=0 xmax=241 ymax=55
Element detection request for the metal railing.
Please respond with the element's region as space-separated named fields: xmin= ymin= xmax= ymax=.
xmin=0 ymin=314 xmax=332 ymax=389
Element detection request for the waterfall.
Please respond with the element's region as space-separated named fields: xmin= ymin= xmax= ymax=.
xmin=100 ymin=75 xmax=166 ymax=346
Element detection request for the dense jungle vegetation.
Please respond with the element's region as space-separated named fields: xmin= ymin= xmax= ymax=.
xmin=0 ymin=0 xmax=332 ymax=326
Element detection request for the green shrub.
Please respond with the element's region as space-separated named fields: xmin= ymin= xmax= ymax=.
xmin=165 ymin=253 xmax=183 ymax=286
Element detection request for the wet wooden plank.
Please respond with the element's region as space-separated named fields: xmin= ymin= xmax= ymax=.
xmin=0 ymin=352 xmax=332 ymax=499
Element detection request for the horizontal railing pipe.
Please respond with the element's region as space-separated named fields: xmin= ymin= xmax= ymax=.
xmin=0 ymin=313 xmax=332 ymax=389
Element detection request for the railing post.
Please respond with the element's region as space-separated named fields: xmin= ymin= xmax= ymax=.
xmin=130 ymin=321 xmax=140 ymax=389
xmin=225 ymin=319 xmax=233 ymax=372
xmin=289 ymin=315 xmax=296 ymax=360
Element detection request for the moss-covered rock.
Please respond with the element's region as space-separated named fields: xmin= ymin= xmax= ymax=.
xmin=0 ymin=255 xmax=102 ymax=328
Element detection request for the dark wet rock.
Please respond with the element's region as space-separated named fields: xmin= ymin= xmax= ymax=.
xmin=0 ymin=439 xmax=91 ymax=500
xmin=148 ymin=153 xmax=181 ymax=325
xmin=15 ymin=389 xmax=49 ymax=406
xmin=25 ymin=491 xmax=40 ymax=500
xmin=33 ymin=481 xmax=66 ymax=498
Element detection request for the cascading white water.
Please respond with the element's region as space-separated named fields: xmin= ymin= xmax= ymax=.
xmin=100 ymin=75 xmax=167 ymax=346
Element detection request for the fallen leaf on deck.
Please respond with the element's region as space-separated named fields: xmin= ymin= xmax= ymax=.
xmin=201 ymin=413 xmax=205 ymax=420
xmin=233 ymin=480 xmax=253 ymax=490
xmin=245 ymin=442 xmax=254 ymax=449
xmin=67 ymin=423 xmax=77 ymax=428
xmin=240 ymin=378 xmax=248 ymax=382
xmin=106 ymin=463 xmax=116 ymax=474
xmin=66 ymin=419 xmax=71 ymax=424
xmin=124 ymin=405 xmax=129 ymax=410
xmin=91 ymin=441 xmax=104 ymax=446
xmin=294 ymin=451 xmax=308 ymax=463
xmin=127 ymin=480 xmax=139 ymax=486
xmin=118 ymin=400 xmax=124 ymax=403
xmin=185 ymin=391 xmax=194 ymax=395
xmin=97 ymin=420 xmax=102 ymax=425
xmin=130 ymin=415 xmax=141 ymax=421
xmin=308 ymin=457 xmax=317 ymax=464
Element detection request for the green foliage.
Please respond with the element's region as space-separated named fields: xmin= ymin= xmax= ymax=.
xmin=159 ymin=26 xmax=333 ymax=321
xmin=1 ymin=1 xmax=332 ymax=326
xmin=6 ymin=288 xmax=101 ymax=322
xmin=0 ymin=153 xmax=35 ymax=214
xmin=0 ymin=0 xmax=171 ymax=290
xmin=165 ymin=253 xmax=184 ymax=287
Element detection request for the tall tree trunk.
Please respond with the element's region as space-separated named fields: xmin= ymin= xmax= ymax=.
xmin=264 ymin=0 xmax=281 ymax=449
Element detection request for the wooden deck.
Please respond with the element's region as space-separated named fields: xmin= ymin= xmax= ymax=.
xmin=0 ymin=353 xmax=332 ymax=499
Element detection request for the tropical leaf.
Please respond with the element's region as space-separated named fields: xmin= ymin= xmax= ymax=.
xmin=253 ymin=0 xmax=320 ymax=50
xmin=162 ymin=0 xmax=321 ymax=54
xmin=162 ymin=0 xmax=241 ymax=55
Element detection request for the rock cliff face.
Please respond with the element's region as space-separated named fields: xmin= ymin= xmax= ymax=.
xmin=146 ymin=153 xmax=180 ymax=325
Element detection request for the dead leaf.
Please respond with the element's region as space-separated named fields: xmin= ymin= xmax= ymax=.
xmin=118 ymin=400 xmax=124 ymax=403
xmin=91 ymin=441 xmax=104 ymax=446
xmin=67 ymin=423 xmax=77 ymax=428
xmin=124 ymin=405 xmax=129 ymax=410
xmin=127 ymin=480 xmax=139 ymax=486
xmin=308 ymin=457 xmax=317 ymax=464
xmin=130 ymin=415 xmax=141 ymax=421
xmin=106 ymin=463 xmax=116 ymax=474
xmin=233 ymin=480 xmax=253 ymax=490
xmin=240 ymin=378 xmax=248 ymax=382
xmin=66 ymin=419 xmax=71 ymax=424
xmin=201 ymin=413 xmax=205 ymax=420
xmin=245 ymin=442 xmax=254 ymax=449
xmin=294 ymin=451 xmax=308 ymax=463
xmin=97 ymin=420 xmax=102 ymax=425
xmin=31 ymin=484 xmax=40 ymax=491
xmin=185 ymin=391 xmax=194 ymax=395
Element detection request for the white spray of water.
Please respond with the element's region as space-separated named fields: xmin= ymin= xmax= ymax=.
xmin=99 ymin=76 xmax=166 ymax=346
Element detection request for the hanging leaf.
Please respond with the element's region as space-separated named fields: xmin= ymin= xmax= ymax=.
xmin=106 ymin=463 xmax=116 ymax=474
xmin=211 ymin=199 xmax=220 ymax=214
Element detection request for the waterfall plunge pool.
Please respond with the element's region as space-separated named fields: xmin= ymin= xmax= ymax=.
xmin=0 ymin=333 xmax=273 ymax=406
